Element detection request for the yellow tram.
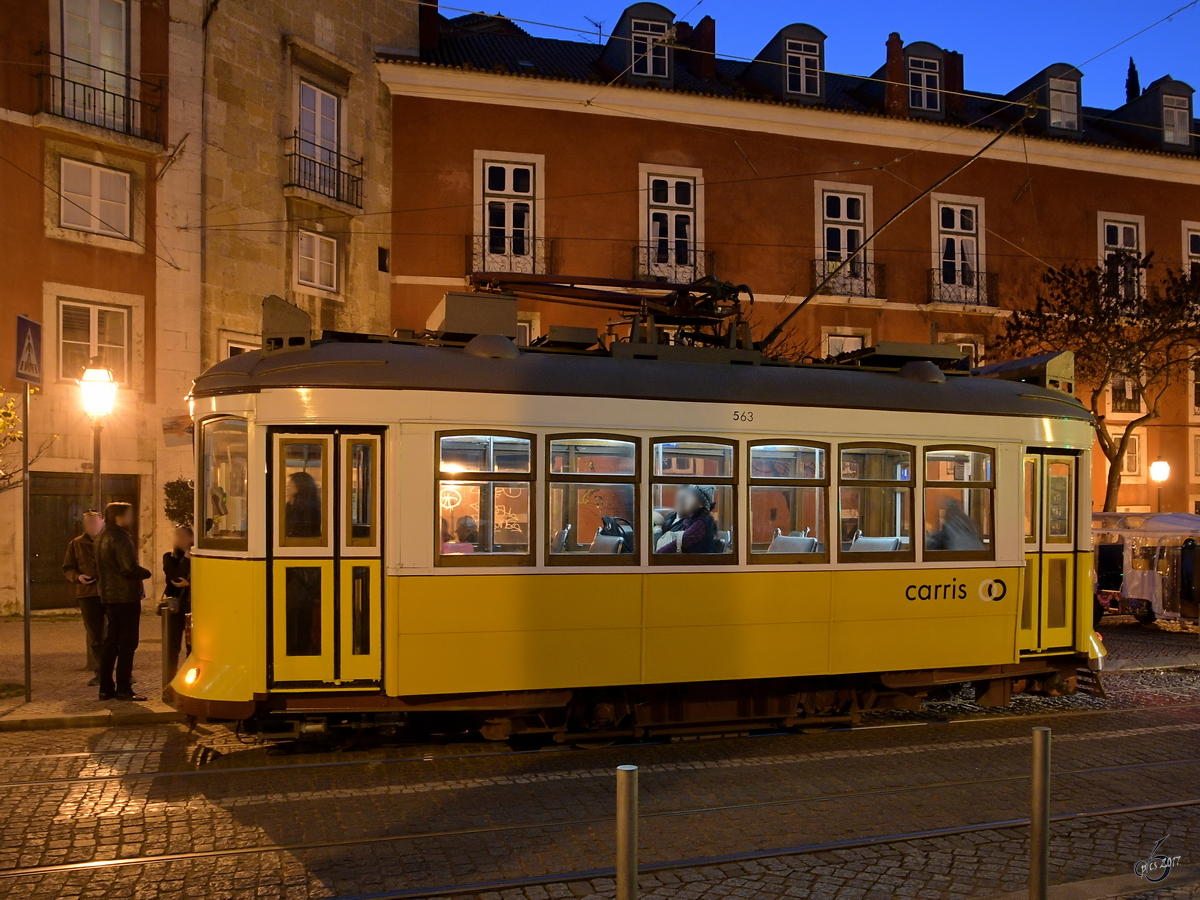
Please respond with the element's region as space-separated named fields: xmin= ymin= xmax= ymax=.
xmin=168 ymin=303 xmax=1105 ymax=740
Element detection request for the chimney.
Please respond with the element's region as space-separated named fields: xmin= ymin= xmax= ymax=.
xmin=944 ymin=51 xmax=964 ymax=117
xmin=419 ymin=0 xmax=439 ymax=53
xmin=884 ymin=32 xmax=907 ymax=117
xmin=679 ymin=15 xmax=716 ymax=81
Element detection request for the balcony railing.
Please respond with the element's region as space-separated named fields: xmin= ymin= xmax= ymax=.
xmin=633 ymin=244 xmax=714 ymax=283
xmin=35 ymin=48 xmax=162 ymax=142
xmin=469 ymin=234 xmax=553 ymax=275
xmin=284 ymin=134 xmax=363 ymax=208
xmin=928 ymin=268 xmax=999 ymax=307
xmin=810 ymin=258 xmax=886 ymax=299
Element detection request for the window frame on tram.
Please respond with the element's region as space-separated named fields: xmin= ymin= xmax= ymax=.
xmin=747 ymin=439 xmax=830 ymax=565
xmin=836 ymin=441 xmax=915 ymax=563
xmin=921 ymin=444 xmax=996 ymax=563
xmin=276 ymin=435 xmax=333 ymax=550
xmin=435 ymin=430 xmax=536 ymax=568
xmin=545 ymin=433 xmax=641 ymax=566
xmin=649 ymin=435 xmax=739 ymax=566
xmin=197 ymin=415 xmax=250 ymax=552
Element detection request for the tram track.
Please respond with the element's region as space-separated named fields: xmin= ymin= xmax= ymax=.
xmin=4 ymin=698 xmax=1200 ymax=786
xmin=1 ymin=755 xmax=1198 ymax=880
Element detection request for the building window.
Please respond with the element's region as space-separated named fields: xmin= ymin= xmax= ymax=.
xmin=61 ymin=0 xmax=130 ymax=129
xmin=838 ymin=445 xmax=914 ymax=560
xmin=60 ymin=158 xmax=130 ymax=238
xmin=1120 ymin=431 xmax=1143 ymax=478
xmin=1164 ymin=95 xmax=1191 ymax=145
xmin=547 ymin=436 xmax=639 ymax=562
xmin=1187 ymin=228 xmax=1200 ymax=278
xmin=785 ymin=40 xmax=819 ymax=96
xmin=297 ymin=230 xmax=337 ymax=292
xmin=59 ymin=300 xmax=127 ymax=383
xmin=1049 ymin=78 xmax=1079 ymax=129
xmin=826 ymin=332 xmax=866 ymax=357
xmin=908 ymin=57 xmax=939 ymax=110
xmin=936 ymin=203 xmax=979 ymax=299
xmin=299 ymin=81 xmax=339 ymax=166
xmin=631 ymin=19 xmax=668 ymax=78
xmin=823 ymin=190 xmax=864 ymax=265
xmin=1193 ymin=358 xmax=1200 ymax=418
xmin=438 ymin=433 xmax=533 ymax=565
xmin=651 ymin=440 xmax=736 ymax=561
xmin=644 ymin=172 xmax=699 ymax=280
xmin=1103 ymin=218 xmax=1141 ymax=301
xmin=482 ymin=160 xmax=535 ymax=271
xmin=1193 ymin=431 xmax=1200 ymax=480
xmin=1110 ymin=372 xmax=1141 ymax=415
xmin=924 ymin=447 xmax=994 ymax=561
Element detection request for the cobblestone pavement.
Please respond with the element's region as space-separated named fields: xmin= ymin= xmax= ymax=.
xmin=2 ymin=670 xmax=1200 ymax=899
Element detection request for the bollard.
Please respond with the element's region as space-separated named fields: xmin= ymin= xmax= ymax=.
xmin=1029 ymin=727 xmax=1051 ymax=900
xmin=616 ymin=765 xmax=638 ymax=900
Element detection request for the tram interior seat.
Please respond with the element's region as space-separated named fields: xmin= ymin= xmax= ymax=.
xmin=551 ymin=524 xmax=572 ymax=553
xmin=589 ymin=534 xmax=625 ymax=554
xmin=768 ymin=534 xmax=818 ymax=553
xmin=845 ymin=535 xmax=902 ymax=553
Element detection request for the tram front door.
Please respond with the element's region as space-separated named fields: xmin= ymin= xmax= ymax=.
xmin=1020 ymin=451 xmax=1077 ymax=652
xmin=268 ymin=429 xmax=384 ymax=687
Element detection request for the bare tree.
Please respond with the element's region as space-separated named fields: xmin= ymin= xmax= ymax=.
xmin=0 ymin=389 xmax=57 ymax=495
xmin=995 ymin=258 xmax=1200 ymax=511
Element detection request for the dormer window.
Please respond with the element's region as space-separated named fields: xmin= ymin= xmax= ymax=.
xmin=1049 ymin=78 xmax=1079 ymax=130
xmin=632 ymin=19 xmax=669 ymax=78
xmin=1164 ymin=95 xmax=1190 ymax=145
xmin=785 ymin=39 xmax=820 ymax=96
xmin=909 ymin=57 xmax=940 ymax=111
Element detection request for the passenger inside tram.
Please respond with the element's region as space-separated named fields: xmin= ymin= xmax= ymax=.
xmin=285 ymin=472 xmax=322 ymax=538
xmin=654 ymin=484 xmax=723 ymax=554
xmin=442 ymin=515 xmax=479 ymax=554
xmin=925 ymin=498 xmax=985 ymax=551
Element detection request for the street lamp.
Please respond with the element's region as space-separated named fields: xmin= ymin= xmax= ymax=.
xmin=1150 ymin=458 xmax=1171 ymax=513
xmin=79 ymin=360 xmax=117 ymax=513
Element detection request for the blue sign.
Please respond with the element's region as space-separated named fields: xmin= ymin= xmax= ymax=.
xmin=15 ymin=316 xmax=42 ymax=387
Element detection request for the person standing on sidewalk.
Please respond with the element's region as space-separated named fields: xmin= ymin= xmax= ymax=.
xmin=62 ymin=510 xmax=105 ymax=686
xmin=94 ymin=502 xmax=151 ymax=702
xmin=161 ymin=525 xmax=193 ymax=678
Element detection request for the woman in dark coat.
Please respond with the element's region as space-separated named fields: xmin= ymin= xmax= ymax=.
xmin=161 ymin=525 xmax=193 ymax=677
xmin=285 ymin=472 xmax=323 ymax=538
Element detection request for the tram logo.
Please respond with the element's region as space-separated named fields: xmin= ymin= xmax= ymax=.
xmin=1134 ymin=836 xmax=1181 ymax=882
xmin=978 ymin=579 xmax=1007 ymax=602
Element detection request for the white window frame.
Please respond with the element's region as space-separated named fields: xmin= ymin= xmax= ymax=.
xmin=473 ymin=150 xmax=546 ymax=274
xmin=1184 ymin=221 xmax=1200 ymax=280
xmin=1163 ymin=95 xmax=1191 ymax=146
xmin=57 ymin=298 xmax=129 ymax=384
xmin=639 ymin=162 xmax=704 ymax=280
xmin=631 ymin=19 xmax=669 ymax=79
xmin=1048 ymin=77 xmax=1079 ymax=130
xmin=1192 ymin=429 xmax=1200 ymax=482
xmin=1117 ymin=427 xmax=1147 ymax=482
xmin=1190 ymin=352 xmax=1200 ymax=423
xmin=1107 ymin=371 xmax=1146 ymax=421
xmin=60 ymin=157 xmax=130 ymax=238
xmin=297 ymin=228 xmax=338 ymax=293
xmin=908 ymin=56 xmax=940 ymax=111
xmin=813 ymin=181 xmax=875 ymax=297
xmin=929 ymin=193 xmax=986 ymax=303
xmin=1098 ymin=212 xmax=1145 ymax=302
xmin=785 ymin=39 xmax=820 ymax=97
xmin=821 ymin=326 xmax=871 ymax=358
xmin=220 ymin=330 xmax=261 ymax=359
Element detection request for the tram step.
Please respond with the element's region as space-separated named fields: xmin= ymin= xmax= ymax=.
xmin=1075 ymin=667 xmax=1107 ymax=698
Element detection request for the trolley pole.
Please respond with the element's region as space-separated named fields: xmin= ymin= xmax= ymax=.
xmin=616 ymin=765 xmax=638 ymax=900
xmin=1029 ymin=727 xmax=1051 ymax=900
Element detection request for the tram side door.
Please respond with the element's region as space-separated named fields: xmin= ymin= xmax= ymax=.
xmin=1020 ymin=452 xmax=1077 ymax=652
xmin=269 ymin=429 xmax=384 ymax=688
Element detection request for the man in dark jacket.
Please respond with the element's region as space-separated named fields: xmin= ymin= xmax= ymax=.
xmin=62 ymin=510 xmax=105 ymax=686
xmin=94 ymin=502 xmax=151 ymax=701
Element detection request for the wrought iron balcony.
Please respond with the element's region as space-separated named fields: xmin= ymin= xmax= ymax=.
xmin=469 ymin=234 xmax=553 ymax=275
xmin=35 ymin=49 xmax=162 ymax=142
xmin=284 ymin=134 xmax=363 ymax=208
xmin=927 ymin=267 xmax=999 ymax=307
xmin=633 ymin=244 xmax=714 ymax=283
xmin=810 ymin=258 xmax=886 ymax=299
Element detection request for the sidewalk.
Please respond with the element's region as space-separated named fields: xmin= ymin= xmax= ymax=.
xmin=1098 ymin=615 xmax=1200 ymax=671
xmin=0 ymin=611 xmax=182 ymax=731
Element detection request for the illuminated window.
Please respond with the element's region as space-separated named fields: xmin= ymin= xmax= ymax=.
xmin=839 ymin=445 xmax=913 ymax=560
xmin=438 ymin=433 xmax=533 ymax=564
xmin=749 ymin=443 xmax=828 ymax=562
xmin=199 ymin=417 xmax=248 ymax=551
xmin=651 ymin=440 xmax=735 ymax=561
xmin=923 ymin=447 xmax=994 ymax=561
xmin=547 ymin=437 xmax=638 ymax=562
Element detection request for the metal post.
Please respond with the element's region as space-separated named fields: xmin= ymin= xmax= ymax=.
xmin=1029 ymin=727 xmax=1051 ymax=900
xmin=616 ymin=765 xmax=638 ymax=900
xmin=22 ymin=385 xmax=32 ymax=703
xmin=92 ymin=418 xmax=102 ymax=512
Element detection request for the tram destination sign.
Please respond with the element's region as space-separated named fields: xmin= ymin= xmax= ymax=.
xmin=15 ymin=315 xmax=42 ymax=387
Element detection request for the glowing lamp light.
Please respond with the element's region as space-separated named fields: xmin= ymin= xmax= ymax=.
xmin=79 ymin=364 xmax=117 ymax=419
xmin=183 ymin=667 xmax=200 ymax=686
xmin=1150 ymin=459 xmax=1171 ymax=484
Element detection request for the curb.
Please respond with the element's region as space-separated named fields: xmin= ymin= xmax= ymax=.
xmin=985 ymin=863 xmax=1200 ymax=900
xmin=0 ymin=710 xmax=184 ymax=733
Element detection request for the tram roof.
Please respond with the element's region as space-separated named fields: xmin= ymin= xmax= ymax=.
xmin=191 ymin=340 xmax=1092 ymax=421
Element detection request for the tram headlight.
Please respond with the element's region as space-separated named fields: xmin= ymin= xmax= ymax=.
xmin=183 ymin=666 xmax=200 ymax=686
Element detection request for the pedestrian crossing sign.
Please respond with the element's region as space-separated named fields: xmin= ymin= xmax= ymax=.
xmin=16 ymin=316 xmax=42 ymax=387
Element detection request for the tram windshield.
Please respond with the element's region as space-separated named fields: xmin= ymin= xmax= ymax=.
xmin=200 ymin=417 xmax=248 ymax=550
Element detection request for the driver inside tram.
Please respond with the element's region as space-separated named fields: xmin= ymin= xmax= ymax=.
xmin=655 ymin=484 xmax=721 ymax=554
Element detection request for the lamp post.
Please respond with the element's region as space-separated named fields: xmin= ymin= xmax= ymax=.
xmin=79 ymin=361 xmax=117 ymax=512
xmin=1150 ymin=458 xmax=1171 ymax=513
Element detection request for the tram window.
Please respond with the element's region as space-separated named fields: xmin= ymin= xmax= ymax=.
xmin=1023 ymin=456 xmax=1039 ymax=544
xmin=1045 ymin=458 xmax=1074 ymax=544
xmin=438 ymin=432 xmax=533 ymax=564
xmin=651 ymin=440 xmax=736 ymax=561
xmin=199 ymin=417 xmax=248 ymax=551
xmin=923 ymin=447 xmax=994 ymax=561
xmin=284 ymin=566 xmax=322 ymax=656
xmin=346 ymin=440 xmax=377 ymax=548
xmin=548 ymin=437 xmax=639 ymax=561
xmin=749 ymin=443 xmax=829 ymax=562
xmin=279 ymin=440 xmax=328 ymax=547
xmin=838 ymin=445 xmax=913 ymax=560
